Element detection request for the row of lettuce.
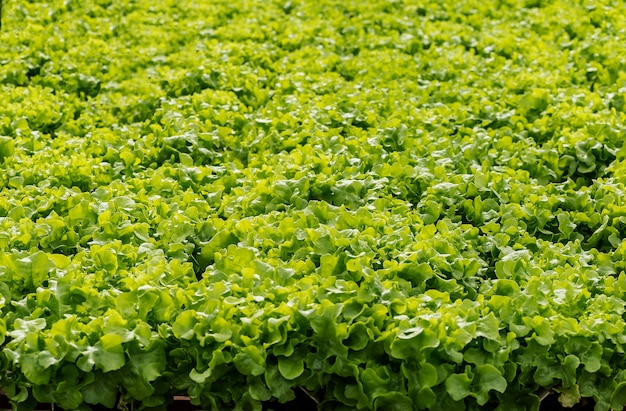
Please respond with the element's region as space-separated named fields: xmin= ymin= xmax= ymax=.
xmin=2 ymin=0 xmax=626 ymax=410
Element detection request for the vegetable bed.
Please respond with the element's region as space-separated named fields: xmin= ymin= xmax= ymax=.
xmin=1 ymin=0 xmax=626 ymax=410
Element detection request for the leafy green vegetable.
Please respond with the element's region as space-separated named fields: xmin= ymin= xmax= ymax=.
xmin=2 ymin=0 xmax=626 ymax=409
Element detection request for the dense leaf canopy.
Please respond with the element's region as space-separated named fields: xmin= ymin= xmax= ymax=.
xmin=1 ymin=0 xmax=626 ymax=410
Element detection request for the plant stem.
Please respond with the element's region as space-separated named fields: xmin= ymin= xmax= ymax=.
xmin=299 ymin=387 xmax=320 ymax=405
xmin=538 ymin=390 xmax=551 ymax=402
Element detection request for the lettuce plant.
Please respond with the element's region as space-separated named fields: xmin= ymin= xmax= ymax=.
xmin=1 ymin=0 xmax=626 ymax=410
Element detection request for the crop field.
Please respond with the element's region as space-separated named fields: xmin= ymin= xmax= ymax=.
xmin=2 ymin=0 xmax=626 ymax=410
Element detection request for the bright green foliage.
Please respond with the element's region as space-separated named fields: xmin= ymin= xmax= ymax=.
xmin=2 ymin=0 xmax=626 ymax=410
